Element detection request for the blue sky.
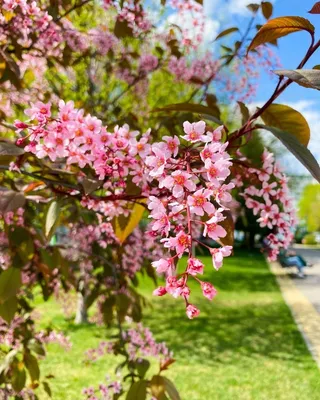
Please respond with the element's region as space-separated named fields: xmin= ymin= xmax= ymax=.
xmin=204 ymin=0 xmax=320 ymax=104
xmin=154 ymin=0 xmax=320 ymax=175
xmin=202 ymin=0 xmax=320 ymax=176
xmin=253 ymin=1 xmax=320 ymax=105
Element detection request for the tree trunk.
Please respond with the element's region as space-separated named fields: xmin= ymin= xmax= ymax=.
xmin=74 ymin=292 xmax=88 ymax=324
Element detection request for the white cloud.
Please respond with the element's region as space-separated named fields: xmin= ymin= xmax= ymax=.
xmin=203 ymin=0 xmax=220 ymax=16
xmin=165 ymin=11 xmax=220 ymax=50
xmin=204 ymin=0 xmax=277 ymax=17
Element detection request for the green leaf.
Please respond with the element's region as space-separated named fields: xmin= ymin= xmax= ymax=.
xmin=135 ymin=359 xmax=150 ymax=379
xmin=261 ymin=2 xmax=273 ymax=19
xmin=0 ymin=50 xmax=21 ymax=88
xmin=260 ymin=103 xmax=310 ymax=146
xmin=44 ymin=200 xmax=61 ymax=240
xmin=11 ymin=364 xmax=26 ymax=393
xmin=116 ymin=293 xmax=131 ymax=322
xmin=215 ymin=27 xmax=239 ymax=40
xmin=309 ymin=2 xmax=320 ymax=14
xmin=81 ymin=178 xmax=102 ymax=195
xmin=85 ymin=286 xmax=100 ymax=309
xmin=237 ymin=101 xmax=250 ymax=125
xmin=247 ymin=17 xmax=315 ymax=53
xmin=274 ymin=69 xmax=320 ymax=91
xmin=25 ymin=356 xmax=40 ymax=384
xmin=23 ymin=68 xmax=35 ymax=87
xmin=0 ymin=190 xmax=25 ymax=213
xmin=150 ymin=375 xmax=166 ymax=398
xmin=43 ymin=381 xmax=52 ymax=398
xmin=8 ymin=226 xmax=35 ymax=263
xmin=28 ymin=340 xmax=46 ymax=357
xmin=0 ymin=349 xmax=18 ymax=374
xmin=0 ymin=268 xmax=22 ymax=304
xmin=114 ymin=18 xmax=134 ymax=38
xmin=0 ymin=142 xmax=24 ymax=156
xmin=0 ymin=296 xmax=17 ymax=323
xmin=247 ymin=3 xmax=260 ymax=13
xmin=205 ymin=94 xmax=221 ymax=120
xmin=24 ymin=353 xmax=40 ymax=382
xmin=256 ymin=124 xmax=320 ymax=182
xmin=153 ymin=103 xmax=223 ymax=125
xmin=313 ymin=65 xmax=320 ymax=70
xmin=126 ymin=380 xmax=148 ymax=400
xmin=101 ymin=296 xmax=116 ymax=325
xmin=112 ymin=200 xmax=145 ymax=244
xmin=162 ymin=377 xmax=181 ymax=400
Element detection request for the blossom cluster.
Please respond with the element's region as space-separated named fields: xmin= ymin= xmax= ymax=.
xmin=168 ymin=54 xmax=220 ymax=84
xmin=0 ymin=312 xmax=71 ymax=351
xmin=16 ymin=101 xmax=236 ymax=318
xmin=83 ymin=323 xmax=173 ymax=399
xmin=227 ymin=47 xmax=282 ymax=102
xmin=100 ymin=0 xmax=152 ymax=35
xmin=85 ymin=322 xmax=172 ymax=364
xmin=0 ymin=387 xmax=36 ymax=400
xmin=169 ymin=46 xmax=281 ymax=103
xmin=82 ymin=376 xmax=122 ymax=400
xmin=17 ymin=100 xmax=153 ymax=189
xmin=237 ymin=149 xmax=296 ymax=260
xmin=35 ymin=330 xmax=72 ymax=351
xmin=64 ymin=222 xmax=163 ymax=279
xmin=54 ymin=222 xmax=164 ymax=322
xmin=15 ymin=101 xmax=295 ymax=319
xmin=0 ymin=1 xmax=83 ymax=54
xmin=169 ymin=0 xmax=205 ymax=50
xmin=146 ymin=121 xmax=234 ymax=318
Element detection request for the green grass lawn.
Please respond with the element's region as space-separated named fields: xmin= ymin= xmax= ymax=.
xmin=34 ymin=250 xmax=320 ymax=400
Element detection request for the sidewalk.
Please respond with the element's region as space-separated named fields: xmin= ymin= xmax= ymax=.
xmin=269 ymin=261 xmax=320 ymax=368
xmin=291 ymin=246 xmax=320 ymax=313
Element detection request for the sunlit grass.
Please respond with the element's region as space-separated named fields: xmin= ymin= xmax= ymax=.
xmin=35 ymin=250 xmax=320 ymax=399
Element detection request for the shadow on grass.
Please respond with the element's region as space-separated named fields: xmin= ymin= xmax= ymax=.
xmin=142 ymin=250 xmax=312 ymax=367
xmin=144 ymin=299 xmax=309 ymax=366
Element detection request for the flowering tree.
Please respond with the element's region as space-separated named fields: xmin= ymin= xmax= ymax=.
xmin=1 ymin=0 xmax=320 ymax=398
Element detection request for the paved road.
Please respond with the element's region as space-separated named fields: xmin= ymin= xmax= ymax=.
xmin=290 ymin=246 xmax=320 ymax=313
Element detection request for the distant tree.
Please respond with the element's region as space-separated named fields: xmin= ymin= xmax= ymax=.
xmin=299 ymin=184 xmax=320 ymax=232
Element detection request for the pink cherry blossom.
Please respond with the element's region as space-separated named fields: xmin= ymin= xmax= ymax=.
xmin=203 ymin=212 xmax=227 ymax=241
xmin=160 ymin=171 xmax=196 ymax=198
xmin=187 ymin=189 xmax=215 ymax=216
xmin=205 ymin=159 xmax=231 ymax=185
xmin=147 ymin=196 xmax=167 ymax=216
xmin=129 ymin=137 xmax=151 ymax=158
xmin=150 ymin=212 xmax=171 ymax=236
xmin=162 ymin=231 xmax=191 ymax=256
xmin=181 ymin=121 xmax=209 ymax=143
xmin=145 ymin=146 xmax=168 ymax=177
xmin=201 ymin=282 xmax=217 ymax=300
xmin=210 ymin=246 xmax=232 ymax=270
xmin=186 ymin=304 xmax=200 ymax=319
xmin=187 ymin=257 xmax=204 ymax=276
xmin=25 ymin=101 xmax=51 ymax=121
xmin=152 ymin=258 xmax=171 ymax=274
xmin=162 ymin=136 xmax=180 ymax=157
xmin=153 ymin=287 xmax=167 ymax=296
xmin=165 ymin=276 xmax=183 ymax=298
xmin=245 ymin=197 xmax=262 ymax=216
xmin=260 ymin=181 xmax=277 ymax=201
